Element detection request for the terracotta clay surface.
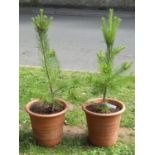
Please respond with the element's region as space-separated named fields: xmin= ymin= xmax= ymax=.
xmin=26 ymin=99 xmax=68 ymax=147
xmin=82 ymin=98 xmax=125 ymax=147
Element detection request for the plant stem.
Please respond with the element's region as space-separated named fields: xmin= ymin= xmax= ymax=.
xmin=103 ymin=44 xmax=112 ymax=101
xmin=107 ymin=44 xmax=112 ymax=62
xmin=103 ymin=85 xmax=107 ymax=102
xmin=39 ymin=32 xmax=54 ymax=106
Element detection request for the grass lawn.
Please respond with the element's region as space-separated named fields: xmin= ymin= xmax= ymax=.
xmin=19 ymin=66 xmax=135 ymax=155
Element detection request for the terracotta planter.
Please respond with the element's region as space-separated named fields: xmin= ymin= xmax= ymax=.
xmin=82 ymin=98 xmax=125 ymax=147
xmin=25 ymin=99 xmax=68 ymax=147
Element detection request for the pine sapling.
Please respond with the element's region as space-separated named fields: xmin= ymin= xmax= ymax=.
xmin=97 ymin=9 xmax=132 ymax=112
xmin=32 ymin=9 xmax=62 ymax=111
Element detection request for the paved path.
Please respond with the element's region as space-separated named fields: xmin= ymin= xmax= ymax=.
xmin=20 ymin=7 xmax=135 ymax=72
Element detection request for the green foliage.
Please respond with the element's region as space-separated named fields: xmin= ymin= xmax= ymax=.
xmin=96 ymin=9 xmax=132 ymax=103
xmin=32 ymin=9 xmax=51 ymax=33
xmin=32 ymin=9 xmax=62 ymax=105
xmin=20 ymin=67 xmax=135 ymax=127
xmin=101 ymin=103 xmax=111 ymax=113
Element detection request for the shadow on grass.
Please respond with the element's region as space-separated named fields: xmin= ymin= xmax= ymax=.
xmin=19 ymin=129 xmax=35 ymax=152
xmin=19 ymin=129 xmax=92 ymax=150
xmin=19 ymin=129 xmax=134 ymax=154
xmin=60 ymin=135 xmax=94 ymax=149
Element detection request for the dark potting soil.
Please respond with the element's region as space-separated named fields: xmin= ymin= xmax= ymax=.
xmin=86 ymin=103 xmax=121 ymax=114
xmin=30 ymin=102 xmax=64 ymax=114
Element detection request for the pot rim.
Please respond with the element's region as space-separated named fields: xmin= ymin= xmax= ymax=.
xmin=82 ymin=98 xmax=126 ymax=117
xmin=25 ymin=98 xmax=69 ymax=118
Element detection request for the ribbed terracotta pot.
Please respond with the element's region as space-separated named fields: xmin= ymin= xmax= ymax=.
xmin=82 ymin=98 xmax=125 ymax=147
xmin=25 ymin=99 xmax=68 ymax=147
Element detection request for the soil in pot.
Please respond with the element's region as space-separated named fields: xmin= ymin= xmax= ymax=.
xmin=30 ymin=101 xmax=64 ymax=114
xmin=86 ymin=102 xmax=121 ymax=114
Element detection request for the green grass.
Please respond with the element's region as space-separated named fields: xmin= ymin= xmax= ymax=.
xmin=19 ymin=66 xmax=135 ymax=155
xmin=20 ymin=131 xmax=134 ymax=155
